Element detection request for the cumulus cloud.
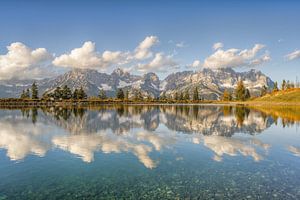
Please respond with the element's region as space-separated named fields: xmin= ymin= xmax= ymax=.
xmin=203 ymin=44 xmax=269 ymax=69
xmin=213 ymin=42 xmax=223 ymax=50
xmin=0 ymin=42 xmax=52 ymax=80
xmin=285 ymin=50 xmax=300 ymax=61
xmin=136 ymin=53 xmax=177 ymax=72
xmin=190 ymin=60 xmax=201 ymax=68
xmin=53 ymin=41 xmax=126 ymax=70
xmin=134 ymin=36 xmax=159 ymax=60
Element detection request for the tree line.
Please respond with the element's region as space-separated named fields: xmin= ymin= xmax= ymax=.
xmin=222 ymin=79 xmax=300 ymax=101
xmin=19 ymin=78 xmax=298 ymax=102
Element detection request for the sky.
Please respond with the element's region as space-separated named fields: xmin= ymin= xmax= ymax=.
xmin=0 ymin=0 xmax=299 ymax=82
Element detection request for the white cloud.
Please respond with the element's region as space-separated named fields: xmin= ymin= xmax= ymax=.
xmin=136 ymin=53 xmax=177 ymax=72
xmin=249 ymin=54 xmax=271 ymax=66
xmin=53 ymin=41 xmax=126 ymax=70
xmin=203 ymin=44 xmax=269 ymax=69
xmin=190 ymin=60 xmax=201 ymax=68
xmin=0 ymin=42 xmax=52 ymax=80
xmin=285 ymin=50 xmax=300 ymax=61
xmin=213 ymin=42 xmax=223 ymax=50
xmin=134 ymin=36 xmax=159 ymax=60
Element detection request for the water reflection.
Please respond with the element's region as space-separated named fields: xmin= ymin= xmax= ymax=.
xmin=0 ymin=105 xmax=299 ymax=168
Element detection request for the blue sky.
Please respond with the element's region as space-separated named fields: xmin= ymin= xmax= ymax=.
xmin=0 ymin=0 xmax=299 ymax=82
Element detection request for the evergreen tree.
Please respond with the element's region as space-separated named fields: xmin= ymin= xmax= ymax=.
xmin=62 ymin=85 xmax=72 ymax=99
xmin=78 ymin=87 xmax=87 ymax=99
xmin=25 ymin=88 xmax=30 ymax=98
xmin=73 ymin=89 xmax=79 ymax=99
xmin=235 ymin=80 xmax=247 ymax=101
xmin=184 ymin=90 xmax=190 ymax=101
xmin=245 ymin=89 xmax=251 ymax=100
xmin=116 ymin=88 xmax=125 ymax=99
xmin=98 ymin=89 xmax=107 ymax=100
xmin=193 ymin=87 xmax=199 ymax=101
xmin=273 ymin=82 xmax=279 ymax=92
xmin=31 ymin=81 xmax=39 ymax=99
xmin=54 ymin=87 xmax=62 ymax=100
xmin=20 ymin=90 xmax=26 ymax=99
xmin=179 ymin=92 xmax=184 ymax=101
xmin=260 ymin=85 xmax=268 ymax=97
xmin=282 ymin=79 xmax=286 ymax=90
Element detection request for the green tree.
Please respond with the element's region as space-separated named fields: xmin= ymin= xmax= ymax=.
xmin=260 ymin=85 xmax=268 ymax=97
xmin=31 ymin=81 xmax=38 ymax=99
xmin=25 ymin=88 xmax=30 ymax=99
xmin=78 ymin=87 xmax=87 ymax=99
xmin=73 ymin=89 xmax=79 ymax=99
xmin=245 ymin=89 xmax=251 ymax=100
xmin=282 ymin=80 xmax=286 ymax=90
xmin=62 ymin=85 xmax=72 ymax=99
xmin=193 ymin=87 xmax=199 ymax=101
xmin=273 ymin=82 xmax=279 ymax=92
xmin=184 ymin=90 xmax=190 ymax=101
xmin=116 ymin=88 xmax=125 ymax=99
xmin=54 ymin=87 xmax=62 ymax=100
xmin=179 ymin=92 xmax=184 ymax=101
xmin=235 ymin=80 xmax=247 ymax=101
xmin=20 ymin=90 xmax=26 ymax=99
xmin=98 ymin=89 xmax=107 ymax=100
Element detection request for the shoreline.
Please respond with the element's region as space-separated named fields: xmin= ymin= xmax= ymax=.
xmin=0 ymin=99 xmax=299 ymax=108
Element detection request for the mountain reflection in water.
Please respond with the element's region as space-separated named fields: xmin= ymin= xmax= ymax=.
xmin=0 ymin=105 xmax=299 ymax=168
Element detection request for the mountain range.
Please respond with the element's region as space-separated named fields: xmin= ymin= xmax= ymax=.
xmin=0 ymin=68 xmax=274 ymax=100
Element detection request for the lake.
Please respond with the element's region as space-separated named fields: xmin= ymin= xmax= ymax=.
xmin=0 ymin=105 xmax=300 ymax=199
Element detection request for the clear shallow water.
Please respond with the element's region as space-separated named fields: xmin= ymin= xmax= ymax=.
xmin=0 ymin=105 xmax=300 ymax=199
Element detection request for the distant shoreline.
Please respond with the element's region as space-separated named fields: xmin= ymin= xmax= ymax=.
xmin=0 ymin=98 xmax=299 ymax=108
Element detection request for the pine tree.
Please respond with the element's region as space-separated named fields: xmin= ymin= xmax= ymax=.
xmin=98 ymin=89 xmax=107 ymax=100
xmin=273 ymin=82 xmax=279 ymax=92
xmin=78 ymin=87 xmax=87 ymax=99
xmin=245 ymin=89 xmax=251 ymax=100
xmin=116 ymin=88 xmax=125 ymax=99
xmin=25 ymin=88 xmax=30 ymax=98
xmin=260 ymin=85 xmax=268 ymax=97
xmin=179 ymin=92 xmax=184 ymax=101
xmin=235 ymin=80 xmax=247 ymax=101
xmin=193 ymin=87 xmax=199 ymax=101
xmin=54 ymin=87 xmax=62 ymax=100
xmin=282 ymin=80 xmax=286 ymax=90
xmin=73 ymin=89 xmax=79 ymax=100
xmin=62 ymin=85 xmax=72 ymax=99
xmin=31 ymin=81 xmax=38 ymax=99
xmin=184 ymin=90 xmax=190 ymax=101
xmin=20 ymin=90 xmax=26 ymax=99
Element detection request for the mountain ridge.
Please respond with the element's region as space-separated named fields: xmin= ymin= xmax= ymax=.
xmin=0 ymin=68 xmax=274 ymax=100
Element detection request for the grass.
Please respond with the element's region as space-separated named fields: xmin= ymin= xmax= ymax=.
xmin=252 ymin=88 xmax=300 ymax=103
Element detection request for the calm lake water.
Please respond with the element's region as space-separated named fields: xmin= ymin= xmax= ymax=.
xmin=0 ymin=105 xmax=300 ymax=199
